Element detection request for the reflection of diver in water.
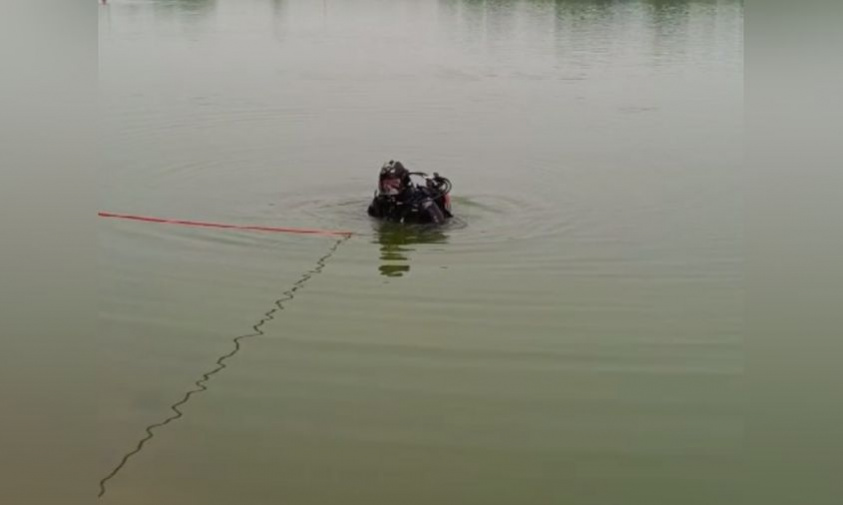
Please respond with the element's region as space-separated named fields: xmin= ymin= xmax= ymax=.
xmin=375 ymin=222 xmax=449 ymax=277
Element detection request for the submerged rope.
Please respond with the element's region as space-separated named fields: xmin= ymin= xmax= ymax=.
xmin=97 ymin=235 xmax=350 ymax=498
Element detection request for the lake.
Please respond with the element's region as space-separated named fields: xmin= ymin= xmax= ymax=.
xmin=94 ymin=0 xmax=743 ymax=503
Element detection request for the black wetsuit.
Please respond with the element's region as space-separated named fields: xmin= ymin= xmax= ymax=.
xmin=367 ymin=186 xmax=451 ymax=224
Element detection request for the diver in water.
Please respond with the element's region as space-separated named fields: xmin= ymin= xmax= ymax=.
xmin=367 ymin=160 xmax=453 ymax=224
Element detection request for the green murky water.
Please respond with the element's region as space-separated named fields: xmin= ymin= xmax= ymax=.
xmin=94 ymin=0 xmax=742 ymax=503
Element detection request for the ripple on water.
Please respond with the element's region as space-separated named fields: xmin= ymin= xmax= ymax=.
xmin=248 ymin=188 xmax=572 ymax=249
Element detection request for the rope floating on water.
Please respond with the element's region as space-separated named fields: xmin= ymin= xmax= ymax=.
xmin=98 ymin=212 xmax=353 ymax=237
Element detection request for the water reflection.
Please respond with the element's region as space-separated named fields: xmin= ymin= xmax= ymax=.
xmin=436 ymin=0 xmax=708 ymax=68
xmin=272 ymin=0 xmax=288 ymax=20
xmin=646 ymin=0 xmax=692 ymax=64
xmin=374 ymin=223 xmax=449 ymax=278
xmin=271 ymin=0 xmax=288 ymax=41
xmin=155 ymin=0 xmax=217 ymax=16
xmin=101 ymin=0 xmax=218 ymax=33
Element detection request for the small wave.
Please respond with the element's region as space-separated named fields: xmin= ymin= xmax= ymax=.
xmin=253 ymin=189 xmax=571 ymax=248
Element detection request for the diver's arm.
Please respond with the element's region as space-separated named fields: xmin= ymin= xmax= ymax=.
xmin=436 ymin=196 xmax=452 ymax=218
xmin=368 ymin=197 xmax=384 ymax=218
xmin=420 ymin=198 xmax=446 ymax=224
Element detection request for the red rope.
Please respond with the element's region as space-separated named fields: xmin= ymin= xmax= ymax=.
xmin=98 ymin=212 xmax=353 ymax=237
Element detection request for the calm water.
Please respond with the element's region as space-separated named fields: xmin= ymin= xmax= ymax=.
xmin=94 ymin=0 xmax=743 ymax=503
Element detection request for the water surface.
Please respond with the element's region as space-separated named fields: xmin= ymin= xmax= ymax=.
xmin=95 ymin=0 xmax=743 ymax=503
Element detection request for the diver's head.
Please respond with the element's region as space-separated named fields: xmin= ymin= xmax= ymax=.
xmin=378 ymin=160 xmax=410 ymax=196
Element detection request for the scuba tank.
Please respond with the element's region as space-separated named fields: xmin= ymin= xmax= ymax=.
xmin=411 ymin=172 xmax=453 ymax=217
